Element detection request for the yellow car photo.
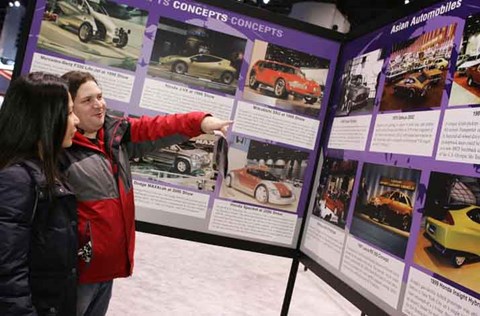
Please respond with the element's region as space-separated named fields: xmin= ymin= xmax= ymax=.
xmin=424 ymin=204 xmax=480 ymax=267
xmin=158 ymin=54 xmax=237 ymax=85
xmin=433 ymin=57 xmax=449 ymax=70
xmin=367 ymin=190 xmax=413 ymax=231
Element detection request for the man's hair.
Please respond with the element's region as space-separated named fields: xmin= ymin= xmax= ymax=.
xmin=0 ymin=72 xmax=69 ymax=193
xmin=61 ymin=71 xmax=98 ymax=100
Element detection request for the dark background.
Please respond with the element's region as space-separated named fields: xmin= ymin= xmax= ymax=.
xmin=232 ymin=0 xmax=442 ymax=30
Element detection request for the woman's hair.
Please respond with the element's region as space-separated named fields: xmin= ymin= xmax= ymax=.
xmin=0 ymin=72 xmax=69 ymax=192
xmin=61 ymin=71 xmax=97 ymax=100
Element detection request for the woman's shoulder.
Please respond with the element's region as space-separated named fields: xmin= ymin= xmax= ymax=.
xmin=0 ymin=160 xmax=47 ymax=187
xmin=0 ymin=163 xmax=36 ymax=207
xmin=0 ymin=163 xmax=38 ymax=234
xmin=0 ymin=163 xmax=33 ymax=184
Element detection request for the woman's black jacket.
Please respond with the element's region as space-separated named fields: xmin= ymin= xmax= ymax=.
xmin=0 ymin=160 xmax=77 ymax=316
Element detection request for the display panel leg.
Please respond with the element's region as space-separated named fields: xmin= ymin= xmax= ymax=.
xmin=281 ymin=257 xmax=300 ymax=316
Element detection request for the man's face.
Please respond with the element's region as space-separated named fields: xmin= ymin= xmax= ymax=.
xmin=73 ymin=80 xmax=106 ymax=136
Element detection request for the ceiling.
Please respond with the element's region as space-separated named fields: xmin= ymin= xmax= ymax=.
xmin=333 ymin=0 xmax=408 ymax=27
xmin=240 ymin=0 xmax=442 ymax=31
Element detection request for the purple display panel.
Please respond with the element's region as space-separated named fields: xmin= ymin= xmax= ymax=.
xmin=22 ymin=0 xmax=340 ymax=249
xmin=301 ymin=0 xmax=480 ymax=315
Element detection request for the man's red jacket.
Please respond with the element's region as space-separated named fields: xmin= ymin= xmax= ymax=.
xmin=61 ymin=112 xmax=207 ymax=283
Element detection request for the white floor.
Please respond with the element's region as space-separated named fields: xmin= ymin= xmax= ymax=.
xmin=108 ymin=232 xmax=361 ymax=316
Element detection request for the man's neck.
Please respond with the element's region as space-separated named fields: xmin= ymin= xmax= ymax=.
xmin=83 ymin=131 xmax=97 ymax=139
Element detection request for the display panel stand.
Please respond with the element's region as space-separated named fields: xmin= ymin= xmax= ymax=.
xmin=280 ymin=255 xmax=300 ymax=316
xmin=296 ymin=254 xmax=388 ymax=316
xmin=135 ymin=221 xmax=297 ymax=258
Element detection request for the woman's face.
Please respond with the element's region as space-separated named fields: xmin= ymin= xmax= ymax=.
xmin=62 ymin=93 xmax=79 ymax=148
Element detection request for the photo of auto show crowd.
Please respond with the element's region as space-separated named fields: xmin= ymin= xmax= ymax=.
xmin=379 ymin=23 xmax=456 ymax=111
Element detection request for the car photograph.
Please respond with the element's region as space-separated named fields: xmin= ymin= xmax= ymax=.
xmin=423 ymin=67 xmax=443 ymax=85
xmin=225 ymin=166 xmax=296 ymax=205
xmin=380 ymin=24 xmax=455 ymax=111
xmin=457 ymin=59 xmax=480 ymax=77
xmin=456 ymin=54 xmax=469 ymax=66
xmin=341 ymin=74 xmax=370 ymax=114
xmin=248 ymin=59 xmax=322 ymax=104
xmin=0 ymin=57 xmax=14 ymax=72
xmin=143 ymin=144 xmax=211 ymax=175
xmin=367 ymin=190 xmax=413 ymax=231
xmin=466 ymin=64 xmax=480 ymax=87
xmin=317 ymin=194 xmax=345 ymax=224
xmin=0 ymin=57 xmax=14 ymax=101
xmin=43 ymin=10 xmax=59 ymax=22
xmin=412 ymin=59 xmax=431 ymax=72
xmin=433 ymin=57 xmax=449 ymax=70
xmin=424 ymin=204 xmax=480 ymax=267
xmin=54 ymin=0 xmax=130 ymax=48
xmin=454 ymin=54 xmax=471 ymax=76
xmin=393 ymin=72 xmax=431 ymax=98
xmin=385 ymin=68 xmax=407 ymax=84
xmin=158 ymin=54 xmax=237 ymax=85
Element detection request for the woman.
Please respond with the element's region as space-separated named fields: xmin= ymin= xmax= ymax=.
xmin=0 ymin=72 xmax=79 ymax=315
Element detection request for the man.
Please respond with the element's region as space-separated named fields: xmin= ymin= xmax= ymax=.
xmin=60 ymin=71 xmax=230 ymax=316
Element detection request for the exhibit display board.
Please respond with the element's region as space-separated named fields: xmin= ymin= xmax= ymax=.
xmin=301 ymin=0 xmax=480 ymax=314
xmin=20 ymin=0 xmax=340 ymax=250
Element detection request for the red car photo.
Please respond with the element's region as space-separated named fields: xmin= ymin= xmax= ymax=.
xmin=248 ymin=60 xmax=322 ymax=104
xmin=466 ymin=63 xmax=480 ymax=86
xmin=317 ymin=193 xmax=345 ymax=224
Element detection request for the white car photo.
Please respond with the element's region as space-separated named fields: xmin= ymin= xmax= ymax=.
xmin=55 ymin=0 xmax=130 ymax=48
